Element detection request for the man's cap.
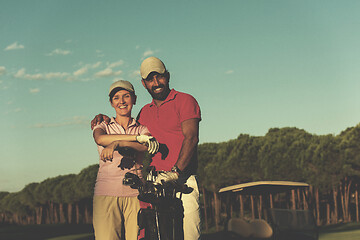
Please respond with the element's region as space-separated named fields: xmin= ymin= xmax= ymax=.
xmin=140 ymin=57 xmax=166 ymax=79
xmin=109 ymin=80 xmax=135 ymax=95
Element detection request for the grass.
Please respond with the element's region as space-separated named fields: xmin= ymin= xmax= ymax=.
xmin=1 ymin=222 xmax=360 ymax=240
xmin=0 ymin=224 xmax=94 ymax=240
xmin=201 ymin=222 xmax=360 ymax=240
xmin=47 ymin=233 xmax=93 ymax=240
xmin=319 ymin=222 xmax=360 ymax=240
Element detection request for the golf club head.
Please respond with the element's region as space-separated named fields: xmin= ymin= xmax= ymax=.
xmin=123 ymin=172 xmax=143 ymax=189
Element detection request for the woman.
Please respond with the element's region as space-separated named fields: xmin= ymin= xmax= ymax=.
xmin=92 ymin=80 xmax=158 ymax=240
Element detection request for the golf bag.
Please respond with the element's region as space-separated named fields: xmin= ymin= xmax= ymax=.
xmin=123 ymin=170 xmax=193 ymax=240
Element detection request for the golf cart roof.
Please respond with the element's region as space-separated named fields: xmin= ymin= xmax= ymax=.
xmin=219 ymin=181 xmax=309 ymax=195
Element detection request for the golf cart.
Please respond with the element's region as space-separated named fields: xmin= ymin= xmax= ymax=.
xmin=219 ymin=181 xmax=318 ymax=240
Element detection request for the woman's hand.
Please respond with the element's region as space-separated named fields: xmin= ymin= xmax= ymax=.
xmin=136 ymin=135 xmax=160 ymax=154
xmin=100 ymin=141 xmax=122 ymax=162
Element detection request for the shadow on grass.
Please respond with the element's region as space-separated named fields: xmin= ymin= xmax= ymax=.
xmin=319 ymin=222 xmax=360 ymax=234
xmin=3 ymin=222 xmax=359 ymax=240
xmin=1 ymin=224 xmax=233 ymax=240
xmin=201 ymin=231 xmax=235 ymax=240
xmin=0 ymin=224 xmax=94 ymax=240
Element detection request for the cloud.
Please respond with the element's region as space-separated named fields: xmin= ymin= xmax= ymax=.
xmin=65 ymin=76 xmax=91 ymax=82
xmin=73 ymin=66 xmax=88 ymax=76
xmin=0 ymin=66 xmax=6 ymax=75
xmin=135 ymin=45 xmax=140 ymax=50
xmin=73 ymin=61 xmax=102 ymax=77
xmin=108 ymin=60 xmax=124 ymax=68
xmin=143 ymin=50 xmax=154 ymax=58
xmin=14 ymin=68 xmax=25 ymax=78
xmin=130 ymin=70 xmax=140 ymax=78
xmin=26 ymin=73 xmax=43 ymax=80
xmin=30 ymin=88 xmax=40 ymax=94
xmin=31 ymin=116 xmax=88 ymax=128
xmin=44 ymin=72 xmax=69 ymax=79
xmin=92 ymin=61 xmax=102 ymax=68
xmin=14 ymin=68 xmax=42 ymax=80
xmin=4 ymin=42 xmax=25 ymax=51
xmin=95 ymin=68 xmax=122 ymax=78
xmin=14 ymin=108 xmax=22 ymax=113
xmin=46 ymin=48 xmax=71 ymax=56
xmin=14 ymin=68 xmax=69 ymax=80
xmin=225 ymin=70 xmax=234 ymax=74
xmin=14 ymin=68 xmax=26 ymax=78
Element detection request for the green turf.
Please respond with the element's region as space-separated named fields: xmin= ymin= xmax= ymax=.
xmin=46 ymin=233 xmax=94 ymax=240
xmin=1 ymin=222 xmax=360 ymax=240
xmin=320 ymin=230 xmax=360 ymax=240
xmin=319 ymin=222 xmax=360 ymax=240
xmin=0 ymin=224 xmax=94 ymax=240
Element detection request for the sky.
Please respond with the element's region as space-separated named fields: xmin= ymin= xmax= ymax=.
xmin=1 ymin=0 xmax=360 ymax=192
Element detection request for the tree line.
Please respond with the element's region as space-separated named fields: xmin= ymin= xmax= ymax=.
xmin=0 ymin=165 xmax=97 ymax=225
xmin=1 ymin=124 xmax=360 ymax=229
xmin=198 ymin=124 xmax=360 ymax=230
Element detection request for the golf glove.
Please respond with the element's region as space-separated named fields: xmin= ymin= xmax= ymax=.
xmin=136 ymin=135 xmax=159 ymax=155
xmin=155 ymin=171 xmax=179 ymax=184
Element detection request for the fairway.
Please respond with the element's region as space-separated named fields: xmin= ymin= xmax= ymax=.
xmin=45 ymin=228 xmax=360 ymax=240
xmin=0 ymin=224 xmax=94 ymax=240
xmin=201 ymin=222 xmax=360 ymax=240
xmin=320 ymin=230 xmax=360 ymax=240
xmin=319 ymin=222 xmax=360 ymax=240
xmin=47 ymin=233 xmax=94 ymax=240
xmin=1 ymin=222 xmax=360 ymax=240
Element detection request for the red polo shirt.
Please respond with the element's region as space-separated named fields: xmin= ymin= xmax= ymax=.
xmin=137 ymin=89 xmax=201 ymax=172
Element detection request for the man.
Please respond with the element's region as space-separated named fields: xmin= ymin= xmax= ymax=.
xmin=92 ymin=57 xmax=201 ymax=240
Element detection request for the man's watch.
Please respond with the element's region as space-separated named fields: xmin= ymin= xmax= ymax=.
xmin=171 ymin=165 xmax=182 ymax=175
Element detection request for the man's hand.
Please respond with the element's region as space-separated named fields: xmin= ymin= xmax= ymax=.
xmin=91 ymin=114 xmax=111 ymax=130
xmin=155 ymin=171 xmax=179 ymax=184
xmin=136 ymin=135 xmax=159 ymax=154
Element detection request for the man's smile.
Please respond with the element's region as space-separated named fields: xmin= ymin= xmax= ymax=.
xmin=152 ymin=84 xmax=165 ymax=93
xmin=153 ymin=87 xmax=163 ymax=93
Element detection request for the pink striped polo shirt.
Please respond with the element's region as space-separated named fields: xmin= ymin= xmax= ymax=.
xmin=93 ymin=118 xmax=149 ymax=197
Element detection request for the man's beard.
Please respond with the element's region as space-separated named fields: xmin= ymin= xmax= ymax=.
xmin=147 ymin=84 xmax=170 ymax=101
